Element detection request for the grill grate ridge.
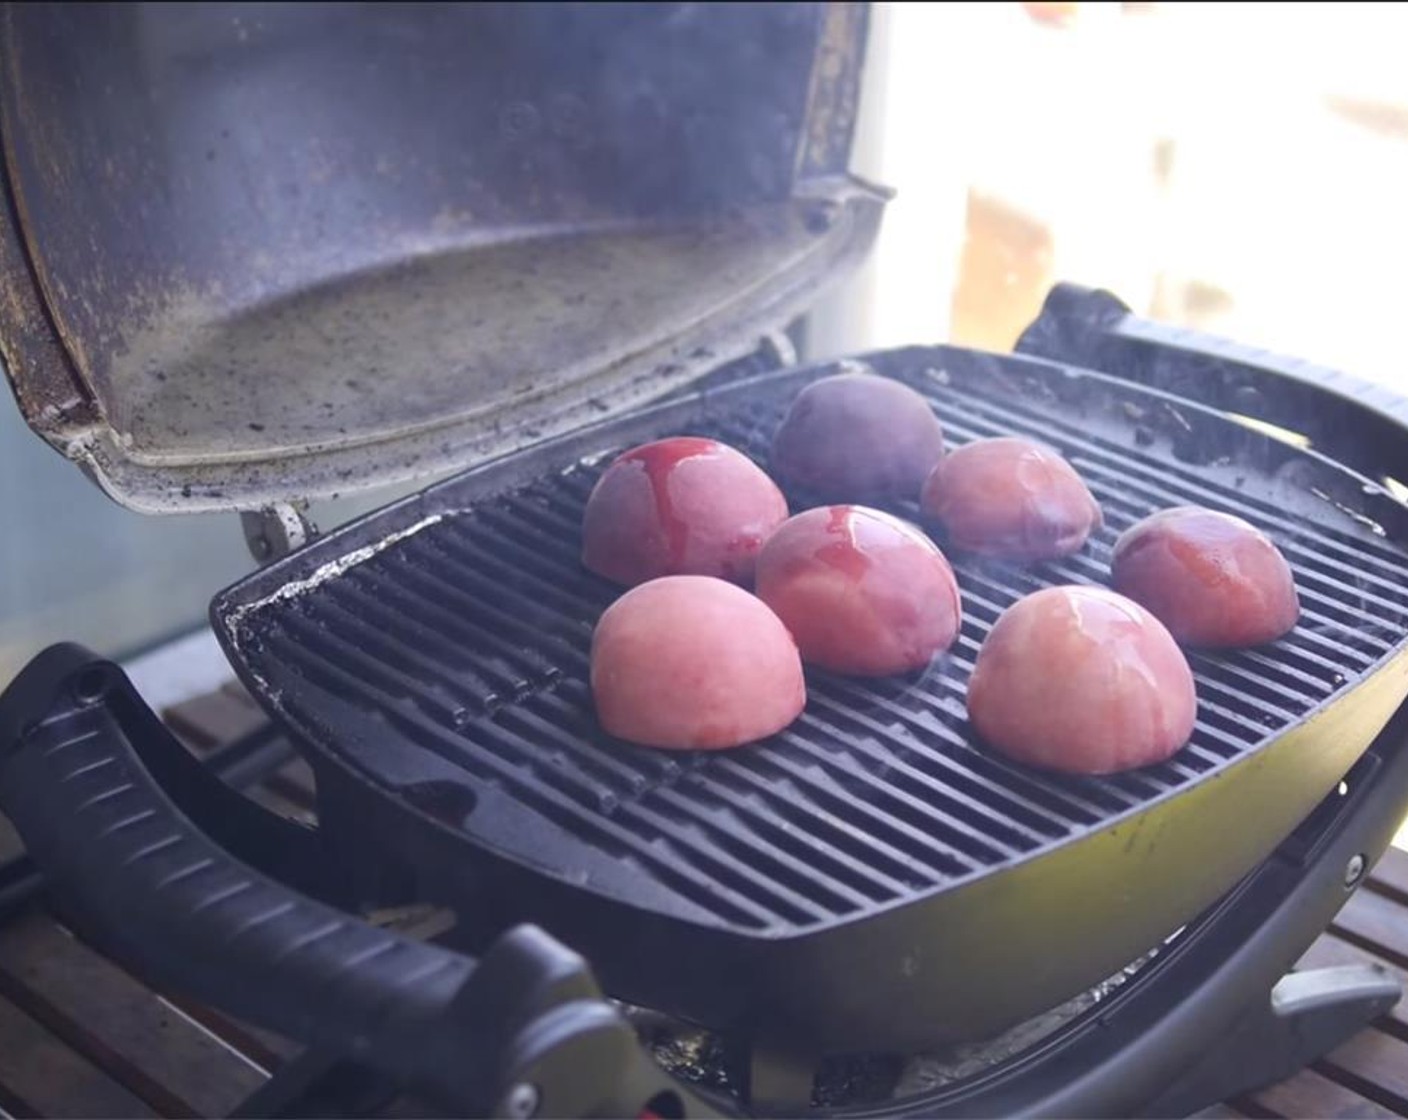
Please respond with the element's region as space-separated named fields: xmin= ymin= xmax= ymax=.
xmin=538 ymin=681 xmax=991 ymax=885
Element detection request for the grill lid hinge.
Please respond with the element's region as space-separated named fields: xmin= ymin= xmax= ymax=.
xmin=241 ymin=503 xmax=320 ymax=563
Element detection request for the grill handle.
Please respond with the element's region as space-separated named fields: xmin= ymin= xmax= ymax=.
xmin=1016 ymin=282 xmax=1408 ymax=500
xmin=0 ymin=644 xmax=696 ymax=1118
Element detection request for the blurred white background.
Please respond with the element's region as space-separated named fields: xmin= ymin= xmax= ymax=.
xmin=814 ymin=0 xmax=1408 ymax=396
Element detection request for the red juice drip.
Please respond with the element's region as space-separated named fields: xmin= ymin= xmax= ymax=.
xmin=815 ymin=505 xmax=871 ymax=579
xmin=620 ymin=437 xmax=719 ymax=568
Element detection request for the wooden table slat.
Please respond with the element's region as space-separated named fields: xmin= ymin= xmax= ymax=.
xmin=0 ymin=989 xmax=155 ymax=1119
xmin=218 ymin=680 xmax=261 ymax=709
xmin=162 ymin=692 xmax=268 ymax=754
xmin=1320 ymin=1028 xmax=1408 ymax=1114
xmin=1245 ymin=1067 xmax=1401 ymax=1119
xmin=1332 ymin=887 xmax=1408 ymax=970
xmin=0 ymin=912 xmax=266 ymax=1118
xmin=271 ymin=757 xmax=318 ymax=805
xmin=246 ymin=785 xmax=318 ymax=827
xmin=159 ymin=996 xmax=302 ymax=1073
xmin=1192 ymin=1105 xmax=1256 ymax=1118
xmin=1367 ymin=846 xmax=1408 ymax=907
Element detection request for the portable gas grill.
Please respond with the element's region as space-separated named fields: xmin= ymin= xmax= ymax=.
xmin=3 ymin=4 xmax=1408 ymax=1118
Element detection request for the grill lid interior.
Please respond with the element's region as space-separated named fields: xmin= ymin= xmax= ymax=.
xmin=0 ymin=2 xmax=884 ymax=514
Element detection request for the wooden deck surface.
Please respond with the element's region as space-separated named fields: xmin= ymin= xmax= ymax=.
xmin=0 ymin=683 xmax=1402 ymax=1118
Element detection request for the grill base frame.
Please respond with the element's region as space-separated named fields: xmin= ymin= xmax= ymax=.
xmin=214 ymin=344 xmax=1408 ymax=1054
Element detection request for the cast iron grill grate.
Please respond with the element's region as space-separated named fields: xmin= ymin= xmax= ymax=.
xmin=228 ymin=360 xmax=1408 ymax=933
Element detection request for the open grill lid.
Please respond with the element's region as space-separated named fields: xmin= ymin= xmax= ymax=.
xmin=0 ymin=1 xmax=886 ymax=514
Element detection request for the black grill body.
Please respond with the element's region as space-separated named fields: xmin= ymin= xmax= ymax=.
xmin=213 ymin=339 xmax=1408 ymax=1053
xmin=3 ymin=292 xmax=1408 ymax=1116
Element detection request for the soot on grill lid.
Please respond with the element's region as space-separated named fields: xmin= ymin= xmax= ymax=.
xmin=0 ymin=2 xmax=887 ymax=514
